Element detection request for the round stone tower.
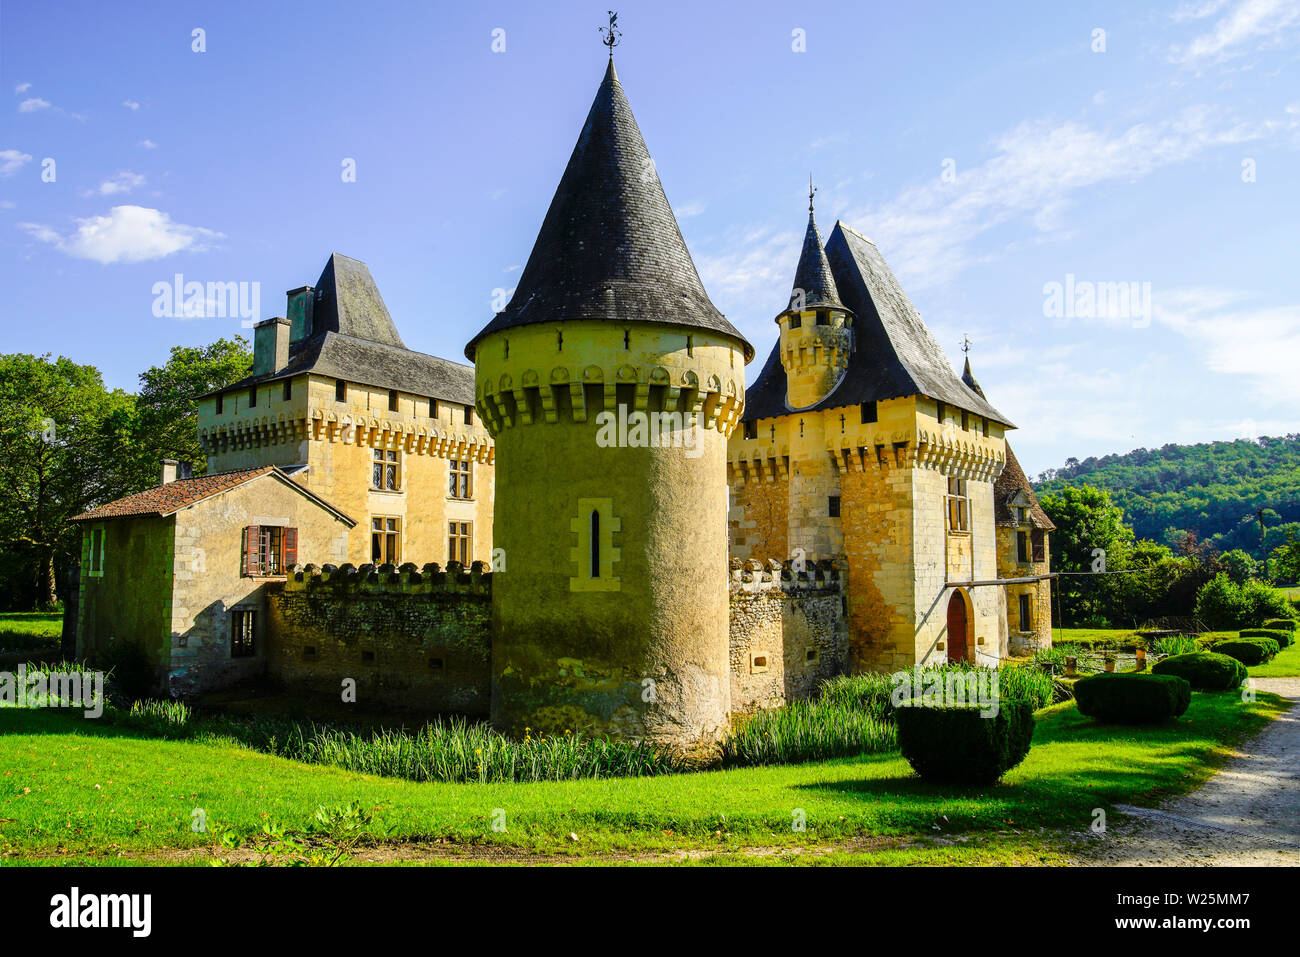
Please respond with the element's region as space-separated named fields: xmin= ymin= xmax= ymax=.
xmin=778 ymin=185 xmax=854 ymax=410
xmin=465 ymin=56 xmax=752 ymax=748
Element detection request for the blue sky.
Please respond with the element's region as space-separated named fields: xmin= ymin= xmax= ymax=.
xmin=3 ymin=0 xmax=1299 ymax=476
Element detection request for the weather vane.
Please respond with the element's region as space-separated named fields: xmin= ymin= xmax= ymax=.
xmin=961 ymin=335 xmax=971 ymax=355
xmin=600 ymin=11 xmax=621 ymax=56
xmin=809 ymin=174 xmax=817 ymax=212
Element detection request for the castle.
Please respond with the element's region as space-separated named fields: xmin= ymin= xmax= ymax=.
xmin=69 ymin=52 xmax=1053 ymax=747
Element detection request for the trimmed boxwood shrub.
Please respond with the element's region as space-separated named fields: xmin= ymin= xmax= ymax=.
xmin=1262 ymin=618 xmax=1297 ymax=633
xmin=1151 ymin=652 xmax=1246 ymax=690
xmin=895 ymin=699 xmax=1034 ymax=785
xmin=1213 ymin=637 xmax=1280 ymax=665
xmin=1240 ymin=627 xmax=1292 ymax=648
xmin=1073 ymin=673 xmax=1191 ymax=723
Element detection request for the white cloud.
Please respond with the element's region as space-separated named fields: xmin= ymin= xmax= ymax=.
xmin=842 ymin=104 xmax=1268 ymax=290
xmin=123 ymin=99 xmax=140 ymax=110
xmin=18 ymin=97 xmax=50 ymax=113
xmin=1172 ymin=0 xmax=1232 ymax=22
xmin=14 ymin=82 xmax=32 ymax=94
xmin=85 ymin=170 xmax=146 ymax=196
xmin=0 ymin=149 xmax=33 ymax=177
xmin=19 ymin=205 xmax=222 ymax=264
xmin=138 ymin=139 xmax=158 ymax=149
xmin=1154 ymin=287 xmax=1300 ymax=401
xmin=1169 ymin=0 xmax=1300 ymax=66
xmin=675 ymin=200 xmax=707 ymax=218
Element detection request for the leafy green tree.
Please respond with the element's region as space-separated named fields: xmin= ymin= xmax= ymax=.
xmin=1038 ymin=484 xmax=1136 ymax=626
xmin=1220 ymin=548 xmax=1262 ymax=585
xmin=131 ymin=337 xmax=250 ymax=480
xmin=0 ymin=355 xmax=135 ymax=607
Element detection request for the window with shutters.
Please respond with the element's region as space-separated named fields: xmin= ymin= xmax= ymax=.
xmin=241 ymin=525 xmax=296 ymax=577
xmin=448 ymin=521 xmax=471 ymax=566
xmin=372 ymin=517 xmax=401 ymax=564
xmin=231 ymin=609 xmax=257 ymax=657
xmin=1018 ymin=593 xmax=1032 ymax=632
xmin=1031 ymin=528 xmax=1046 ymax=562
xmin=448 ymin=458 xmax=472 ymax=499
xmin=372 ymin=447 xmax=400 ymax=491
xmin=1017 ymin=530 xmax=1030 ymax=564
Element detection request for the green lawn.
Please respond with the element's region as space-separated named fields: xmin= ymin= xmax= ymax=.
xmin=1249 ymin=639 xmax=1300 ymax=678
xmin=0 ymin=611 xmax=62 ymax=638
xmin=0 ymin=689 xmax=1286 ymax=865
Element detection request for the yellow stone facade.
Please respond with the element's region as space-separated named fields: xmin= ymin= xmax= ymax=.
xmin=197 ymin=373 xmax=494 ymax=568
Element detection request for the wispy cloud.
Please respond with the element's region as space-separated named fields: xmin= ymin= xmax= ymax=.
xmin=19 ymin=205 xmax=222 ymax=264
xmin=82 ymin=170 xmax=146 ymax=196
xmin=0 ymin=149 xmax=33 ymax=177
xmin=13 ymin=82 xmax=32 ymax=94
xmin=122 ymin=99 xmax=141 ymax=110
xmin=138 ymin=139 xmax=158 ymax=150
xmin=1169 ymin=0 xmax=1300 ymax=67
xmin=18 ymin=97 xmax=50 ymax=113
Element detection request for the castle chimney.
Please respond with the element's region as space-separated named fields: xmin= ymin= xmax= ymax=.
xmin=286 ymin=286 xmax=315 ymax=341
xmin=160 ymin=459 xmax=178 ymax=485
xmin=252 ymin=317 xmax=291 ymax=376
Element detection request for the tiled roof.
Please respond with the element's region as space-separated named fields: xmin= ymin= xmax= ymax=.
xmin=465 ymin=59 xmax=752 ymax=361
xmin=742 ymin=221 xmax=1013 ymax=426
xmin=70 ymin=467 xmax=355 ymax=525
xmin=310 ymin=254 xmax=406 ymax=349
xmin=994 ymin=446 xmax=1055 ymax=530
xmin=788 ymin=210 xmax=844 ymax=312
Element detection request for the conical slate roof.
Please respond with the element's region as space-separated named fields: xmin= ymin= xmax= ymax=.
xmin=961 ymin=356 xmax=985 ymax=398
xmin=786 ymin=210 xmax=843 ymax=313
xmin=465 ymin=59 xmax=751 ymax=361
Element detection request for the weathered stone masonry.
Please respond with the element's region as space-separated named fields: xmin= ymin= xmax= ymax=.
xmin=257 ymin=557 xmax=846 ymax=719
xmin=265 ymin=561 xmax=492 ymax=715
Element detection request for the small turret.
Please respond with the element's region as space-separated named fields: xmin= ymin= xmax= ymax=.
xmin=778 ymin=180 xmax=853 ymax=409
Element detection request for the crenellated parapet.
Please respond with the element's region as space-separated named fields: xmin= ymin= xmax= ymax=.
xmin=284 ymin=560 xmax=492 ymax=596
xmin=728 ymin=557 xmax=843 ymax=595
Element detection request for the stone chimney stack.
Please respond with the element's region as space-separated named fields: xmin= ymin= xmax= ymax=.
xmin=252 ymin=317 xmax=291 ymax=376
xmin=286 ymin=286 xmax=315 ymax=341
xmin=160 ymin=459 xmax=178 ymax=485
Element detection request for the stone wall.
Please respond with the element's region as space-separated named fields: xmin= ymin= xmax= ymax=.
xmin=264 ymin=561 xmax=492 ymax=715
xmin=728 ymin=559 xmax=848 ymax=712
xmin=996 ymin=527 xmax=1053 ymax=655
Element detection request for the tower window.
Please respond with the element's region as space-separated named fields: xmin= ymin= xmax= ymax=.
xmin=686 ymin=335 xmax=693 ymax=357
xmin=961 ymin=411 xmax=969 ymax=430
xmin=789 ymin=315 xmax=801 ymax=329
xmin=449 ymin=458 xmax=472 ymax=499
xmin=248 ymin=386 xmax=257 ymax=408
xmin=448 ymin=521 xmax=471 ymax=565
xmin=1018 ymin=594 xmax=1032 ymax=632
xmin=557 ymin=329 xmax=563 ymax=351
xmin=936 ymin=401 xmax=946 ymax=425
xmin=504 ymin=339 xmax=509 ymax=359
xmin=623 ymin=329 xmax=630 ymax=350
xmin=283 ymin=380 xmax=293 ymax=401
xmin=590 ymin=510 xmax=600 ymax=577
xmin=1017 ymin=530 xmax=1030 ymax=563
xmin=946 ymin=477 xmax=969 ymax=532
xmin=1032 ymin=528 xmax=1046 ymax=562
xmin=388 ymin=390 xmax=399 ymax=413
xmin=982 ymin=418 xmax=989 ymax=438
xmin=373 ymin=447 xmax=400 ymax=491
xmin=429 ymin=397 xmax=438 ymax=418
xmin=860 ymin=401 xmax=877 ymax=424
xmin=335 ymin=379 xmax=347 ymax=402
xmin=816 ymin=310 xmax=829 ymax=326
xmin=571 ymin=498 xmax=620 ymax=592
xmin=743 ymin=420 xmax=758 ymax=440
xmin=828 ymin=495 xmax=841 ymax=518
xmin=215 ymin=393 xmax=224 ymax=415
xmin=464 ymin=405 xmax=474 ymax=426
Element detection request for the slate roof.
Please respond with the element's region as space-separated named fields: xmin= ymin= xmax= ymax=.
xmin=70 ymin=467 xmax=356 ymax=525
xmin=742 ymin=221 xmax=1013 ymax=425
xmin=787 ymin=210 xmax=844 ymax=313
xmin=994 ymin=445 xmax=1055 ymax=530
xmin=465 ymin=59 xmax=752 ymax=362
xmin=206 ymin=255 xmax=475 ymax=405
xmin=310 ymin=254 xmax=406 ymax=348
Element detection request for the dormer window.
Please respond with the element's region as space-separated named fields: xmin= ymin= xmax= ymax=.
xmin=789 ymin=315 xmax=801 ymax=330
xmin=815 ymin=311 xmax=829 ymax=326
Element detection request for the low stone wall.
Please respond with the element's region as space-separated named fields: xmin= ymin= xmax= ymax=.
xmin=728 ymin=559 xmax=848 ymax=713
xmin=265 ymin=561 xmax=491 ymax=715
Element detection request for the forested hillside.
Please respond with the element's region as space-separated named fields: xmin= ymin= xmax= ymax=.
xmin=1033 ymin=434 xmax=1300 ymax=556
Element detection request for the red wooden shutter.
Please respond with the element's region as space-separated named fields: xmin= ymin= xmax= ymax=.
xmin=243 ymin=525 xmax=260 ymax=576
xmin=284 ymin=527 xmax=298 ymax=568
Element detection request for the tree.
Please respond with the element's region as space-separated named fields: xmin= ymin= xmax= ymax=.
xmin=0 ymin=355 xmax=136 ymax=608
xmin=1038 ymin=484 xmax=1136 ymax=626
xmin=132 ymin=337 xmax=251 ymax=479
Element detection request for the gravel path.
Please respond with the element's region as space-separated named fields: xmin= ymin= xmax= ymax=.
xmin=1077 ymin=678 xmax=1300 ymax=866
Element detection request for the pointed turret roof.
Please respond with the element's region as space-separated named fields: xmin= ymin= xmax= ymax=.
xmin=311 ymin=253 xmax=406 ymax=349
xmin=465 ymin=60 xmax=751 ymax=361
xmin=961 ymin=356 xmax=985 ymax=398
xmin=786 ymin=202 xmax=844 ymax=314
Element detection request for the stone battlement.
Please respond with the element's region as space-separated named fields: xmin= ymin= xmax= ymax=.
xmin=285 ymin=560 xmax=492 ymax=595
xmin=728 ymin=558 xmax=842 ymax=594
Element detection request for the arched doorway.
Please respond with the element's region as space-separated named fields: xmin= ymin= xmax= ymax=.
xmin=946 ymin=590 xmax=971 ymax=663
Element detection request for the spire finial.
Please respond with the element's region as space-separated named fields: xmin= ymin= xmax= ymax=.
xmin=961 ymin=334 xmax=971 ymax=355
xmin=808 ymin=173 xmax=817 ymax=213
xmin=600 ymin=11 xmax=621 ymax=58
